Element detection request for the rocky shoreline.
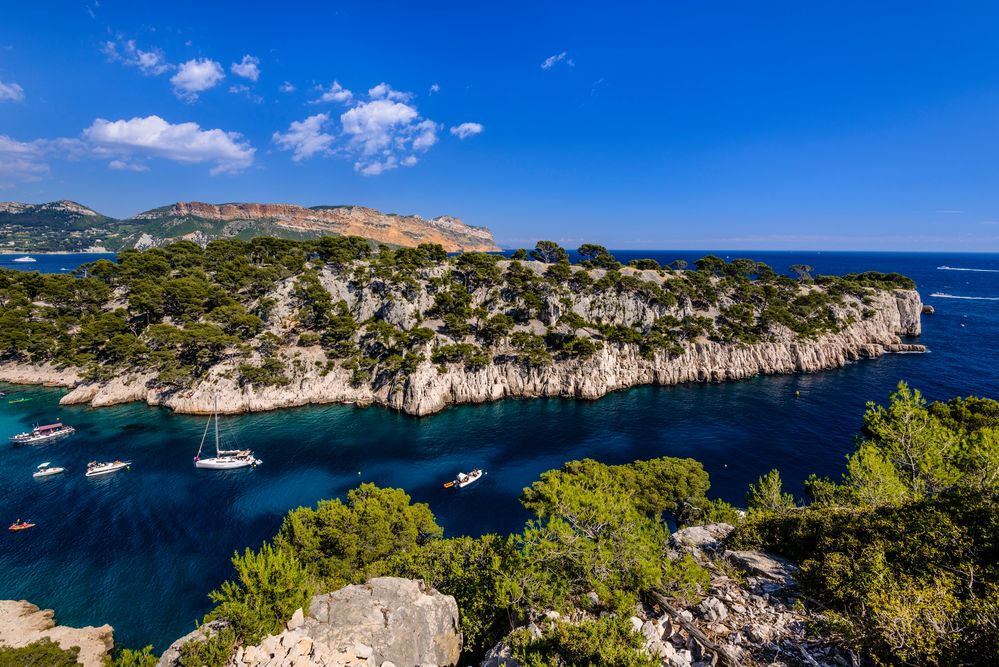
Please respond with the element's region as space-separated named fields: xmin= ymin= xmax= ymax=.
xmin=0 ymin=600 xmax=113 ymax=667
xmin=0 ymin=287 xmax=924 ymax=420
xmin=0 ymin=289 xmax=924 ymax=417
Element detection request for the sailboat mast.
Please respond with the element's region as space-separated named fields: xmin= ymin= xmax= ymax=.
xmin=214 ymin=398 xmax=220 ymax=457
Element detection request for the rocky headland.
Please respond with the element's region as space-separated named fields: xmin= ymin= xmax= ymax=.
xmin=0 ymin=246 xmax=924 ymax=417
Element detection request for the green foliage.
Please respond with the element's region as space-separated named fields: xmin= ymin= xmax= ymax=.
xmin=432 ymin=343 xmax=490 ymax=370
xmin=178 ymin=627 xmax=237 ymax=667
xmin=510 ymin=615 xmax=660 ymax=667
xmin=529 ymin=240 xmax=569 ymax=264
xmin=0 ymin=639 xmax=80 ymax=667
xmin=274 ymin=483 xmax=442 ymax=588
xmin=746 ymin=469 xmax=796 ymax=513
xmin=206 ymin=544 xmax=312 ymax=645
xmin=104 ymin=645 xmax=158 ymax=667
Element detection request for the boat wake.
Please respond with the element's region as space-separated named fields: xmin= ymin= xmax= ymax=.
xmin=937 ymin=265 xmax=999 ymax=273
xmin=929 ymin=292 xmax=999 ymax=301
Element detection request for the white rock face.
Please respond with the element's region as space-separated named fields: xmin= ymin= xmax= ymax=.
xmin=159 ymin=578 xmax=461 ymax=667
xmin=52 ymin=284 xmax=924 ymax=417
xmin=0 ymin=600 xmax=114 ymax=667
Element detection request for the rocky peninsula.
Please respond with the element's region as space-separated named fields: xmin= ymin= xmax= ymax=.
xmin=0 ymin=240 xmax=923 ymax=417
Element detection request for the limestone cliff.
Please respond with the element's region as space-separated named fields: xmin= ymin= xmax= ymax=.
xmin=50 ymin=263 xmax=924 ymax=417
xmin=0 ymin=600 xmax=114 ymax=667
xmin=124 ymin=202 xmax=499 ymax=252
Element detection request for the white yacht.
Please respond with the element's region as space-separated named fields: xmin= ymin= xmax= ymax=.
xmin=33 ymin=462 xmax=65 ymax=477
xmin=194 ymin=402 xmax=260 ymax=470
xmin=12 ymin=256 xmax=37 ymax=263
xmin=86 ymin=460 xmax=131 ymax=477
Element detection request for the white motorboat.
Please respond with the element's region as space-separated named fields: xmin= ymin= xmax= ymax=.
xmin=32 ymin=462 xmax=65 ymax=478
xmin=9 ymin=423 xmax=76 ymax=445
xmin=444 ymin=469 xmax=485 ymax=489
xmin=85 ymin=460 xmax=130 ymax=477
xmin=194 ymin=401 xmax=260 ymax=470
xmin=12 ymin=256 xmax=37 ymax=263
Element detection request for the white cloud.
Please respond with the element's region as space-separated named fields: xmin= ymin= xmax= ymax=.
xmin=0 ymin=80 xmax=24 ymax=102
xmin=102 ymin=39 xmax=171 ymax=76
xmin=311 ymin=81 xmax=352 ymax=104
xmin=84 ymin=115 xmax=254 ymax=174
xmin=272 ymin=114 xmax=335 ymax=161
xmin=0 ymin=135 xmax=47 ymax=187
xmin=170 ymin=58 xmax=225 ymax=101
xmin=280 ymin=81 xmax=296 ymax=93
xmin=231 ymin=54 xmax=260 ymax=82
xmin=368 ymin=82 xmax=412 ymax=102
xmin=541 ymin=51 xmax=574 ymax=69
xmin=429 ymin=83 xmax=440 ymax=95
xmin=108 ymin=159 xmax=149 ymax=172
xmin=450 ymin=122 xmax=484 ymax=140
xmin=278 ymin=82 xmax=442 ymax=176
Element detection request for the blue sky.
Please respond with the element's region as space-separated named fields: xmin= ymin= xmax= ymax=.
xmin=3 ymin=1 xmax=999 ymax=250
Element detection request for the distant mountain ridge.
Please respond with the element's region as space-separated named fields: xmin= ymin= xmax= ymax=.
xmin=0 ymin=200 xmax=499 ymax=253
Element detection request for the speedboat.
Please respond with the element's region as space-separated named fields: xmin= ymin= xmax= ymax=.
xmin=12 ymin=256 xmax=36 ymax=263
xmin=9 ymin=423 xmax=76 ymax=445
xmin=444 ymin=468 xmax=485 ymax=489
xmin=33 ymin=462 xmax=65 ymax=477
xmin=8 ymin=520 xmax=35 ymax=531
xmin=194 ymin=400 xmax=260 ymax=469
xmin=85 ymin=460 xmax=131 ymax=477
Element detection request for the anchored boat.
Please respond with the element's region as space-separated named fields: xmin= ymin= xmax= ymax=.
xmin=85 ymin=460 xmax=130 ymax=477
xmin=9 ymin=423 xmax=76 ymax=445
xmin=32 ymin=462 xmax=65 ymax=477
xmin=443 ymin=468 xmax=485 ymax=489
xmin=194 ymin=400 xmax=260 ymax=470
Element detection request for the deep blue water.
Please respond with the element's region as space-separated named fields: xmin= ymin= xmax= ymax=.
xmin=0 ymin=250 xmax=997 ymax=651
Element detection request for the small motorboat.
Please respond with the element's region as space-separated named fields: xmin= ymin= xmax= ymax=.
xmin=9 ymin=422 xmax=76 ymax=445
xmin=12 ymin=256 xmax=37 ymax=263
xmin=33 ymin=462 xmax=65 ymax=478
xmin=85 ymin=460 xmax=131 ymax=477
xmin=443 ymin=468 xmax=485 ymax=489
xmin=8 ymin=520 xmax=35 ymax=531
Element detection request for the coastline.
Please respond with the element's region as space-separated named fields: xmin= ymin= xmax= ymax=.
xmin=0 ymin=289 xmax=924 ymax=417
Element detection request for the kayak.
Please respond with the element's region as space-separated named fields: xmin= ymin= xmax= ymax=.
xmin=9 ymin=522 xmax=35 ymax=531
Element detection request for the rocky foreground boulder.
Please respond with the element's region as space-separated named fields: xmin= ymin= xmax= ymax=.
xmin=159 ymin=577 xmax=460 ymax=667
xmin=0 ymin=600 xmax=113 ymax=667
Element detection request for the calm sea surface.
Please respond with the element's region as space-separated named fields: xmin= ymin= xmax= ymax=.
xmin=0 ymin=250 xmax=997 ymax=650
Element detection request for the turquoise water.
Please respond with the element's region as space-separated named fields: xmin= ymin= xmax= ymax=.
xmin=1 ymin=251 xmax=997 ymax=651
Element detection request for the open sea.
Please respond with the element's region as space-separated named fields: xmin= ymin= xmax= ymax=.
xmin=0 ymin=250 xmax=997 ymax=651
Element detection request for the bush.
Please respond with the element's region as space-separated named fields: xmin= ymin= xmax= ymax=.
xmin=0 ymin=639 xmax=80 ymax=667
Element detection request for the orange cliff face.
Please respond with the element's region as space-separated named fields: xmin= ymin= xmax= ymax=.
xmin=133 ymin=202 xmax=500 ymax=252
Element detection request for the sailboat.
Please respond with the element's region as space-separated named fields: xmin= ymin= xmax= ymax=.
xmin=194 ymin=401 xmax=260 ymax=470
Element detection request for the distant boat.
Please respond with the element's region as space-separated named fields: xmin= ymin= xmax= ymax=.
xmin=33 ymin=462 xmax=65 ymax=477
xmin=7 ymin=397 xmax=32 ymax=405
xmin=9 ymin=422 xmax=75 ymax=445
xmin=12 ymin=256 xmax=36 ymax=263
xmin=8 ymin=520 xmax=35 ymax=531
xmin=443 ymin=468 xmax=485 ymax=489
xmin=85 ymin=460 xmax=130 ymax=477
xmin=194 ymin=400 xmax=260 ymax=470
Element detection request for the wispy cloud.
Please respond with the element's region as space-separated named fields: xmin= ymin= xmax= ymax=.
xmin=272 ymin=114 xmax=335 ymax=161
xmin=310 ymin=81 xmax=353 ymax=104
xmin=230 ymin=54 xmax=260 ymax=82
xmin=0 ymin=135 xmax=48 ymax=187
xmin=170 ymin=58 xmax=225 ymax=102
xmin=541 ymin=51 xmax=574 ymax=70
xmin=102 ymin=38 xmax=172 ymax=76
xmin=429 ymin=83 xmax=440 ymax=95
xmin=0 ymin=80 xmax=25 ymax=102
xmin=368 ymin=82 xmax=412 ymax=102
xmin=279 ymin=81 xmax=296 ymax=93
xmin=450 ymin=122 xmax=484 ymax=140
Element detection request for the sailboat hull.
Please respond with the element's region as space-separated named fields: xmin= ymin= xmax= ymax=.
xmin=195 ymin=457 xmax=257 ymax=469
